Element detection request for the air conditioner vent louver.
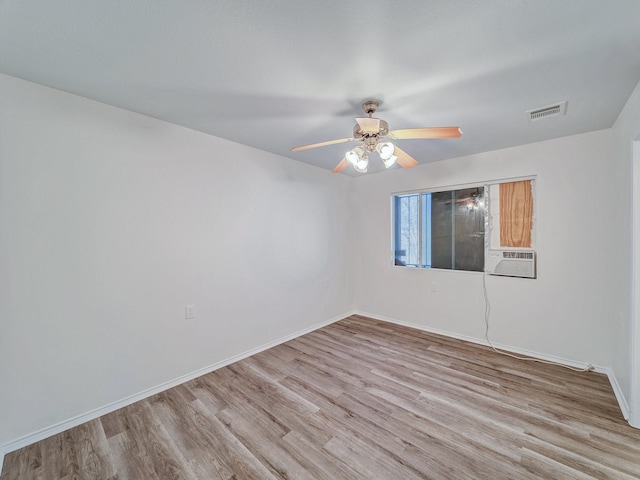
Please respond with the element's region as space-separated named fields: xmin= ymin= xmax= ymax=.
xmin=527 ymin=102 xmax=567 ymax=122
xmin=502 ymin=251 xmax=534 ymax=259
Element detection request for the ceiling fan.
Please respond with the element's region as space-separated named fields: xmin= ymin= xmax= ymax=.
xmin=291 ymin=100 xmax=462 ymax=173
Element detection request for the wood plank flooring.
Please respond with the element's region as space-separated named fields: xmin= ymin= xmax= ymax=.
xmin=3 ymin=314 xmax=640 ymax=479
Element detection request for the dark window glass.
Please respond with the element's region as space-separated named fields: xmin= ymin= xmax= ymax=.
xmin=393 ymin=187 xmax=485 ymax=272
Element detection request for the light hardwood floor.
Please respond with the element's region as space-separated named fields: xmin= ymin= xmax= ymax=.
xmin=2 ymin=315 xmax=640 ymax=479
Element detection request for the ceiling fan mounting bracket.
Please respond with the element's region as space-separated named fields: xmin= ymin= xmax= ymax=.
xmin=362 ymin=100 xmax=379 ymax=116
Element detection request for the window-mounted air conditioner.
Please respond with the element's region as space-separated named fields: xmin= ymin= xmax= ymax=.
xmin=486 ymin=250 xmax=536 ymax=279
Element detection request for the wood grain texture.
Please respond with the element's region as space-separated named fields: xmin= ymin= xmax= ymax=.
xmin=3 ymin=315 xmax=639 ymax=479
xmin=500 ymin=180 xmax=533 ymax=248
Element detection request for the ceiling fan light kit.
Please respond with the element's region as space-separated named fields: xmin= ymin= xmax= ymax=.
xmin=291 ymin=100 xmax=462 ymax=174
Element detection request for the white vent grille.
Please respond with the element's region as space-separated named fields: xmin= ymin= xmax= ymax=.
xmin=527 ymin=102 xmax=567 ymax=122
xmin=486 ymin=250 xmax=536 ymax=278
xmin=502 ymin=251 xmax=534 ymax=259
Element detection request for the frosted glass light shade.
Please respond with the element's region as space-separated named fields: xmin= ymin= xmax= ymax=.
xmin=383 ymin=154 xmax=397 ymax=168
xmin=346 ymin=146 xmax=365 ymax=166
xmin=376 ymin=142 xmax=395 ymax=160
xmin=354 ymin=157 xmax=368 ymax=173
xmin=346 ymin=149 xmax=359 ymax=166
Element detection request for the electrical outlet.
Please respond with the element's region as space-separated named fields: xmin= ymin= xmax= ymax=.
xmin=431 ymin=282 xmax=438 ymax=292
xmin=185 ymin=305 xmax=195 ymax=320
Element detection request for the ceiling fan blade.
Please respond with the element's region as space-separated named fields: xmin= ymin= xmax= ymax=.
xmin=393 ymin=146 xmax=419 ymax=169
xmin=291 ymin=137 xmax=354 ymax=152
xmin=332 ymin=157 xmax=349 ymax=173
xmin=355 ymin=117 xmax=381 ymax=134
xmin=388 ymin=127 xmax=462 ymax=140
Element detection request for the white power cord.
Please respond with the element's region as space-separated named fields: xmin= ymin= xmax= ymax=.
xmin=482 ymin=272 xmax=593 ymax=373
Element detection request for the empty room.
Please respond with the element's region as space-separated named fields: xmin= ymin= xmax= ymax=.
xmin=2 ymin=1 xmax=640 ymax=478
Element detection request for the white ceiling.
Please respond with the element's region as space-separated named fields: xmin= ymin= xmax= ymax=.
xmin=2 ymin=0 xmax=640 ymax=175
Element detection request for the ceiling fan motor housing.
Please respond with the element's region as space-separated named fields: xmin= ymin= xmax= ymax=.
xmin=353 ymin=99 xmax=389 ymax=150
xmin=352 ymin=119 xmax=389 ymax=141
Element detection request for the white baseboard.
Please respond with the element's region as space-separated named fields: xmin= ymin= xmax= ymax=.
xmin=354 ymin=310 xmax=633 ymax=422
xmin=356 ymin=310 xmax=592 ymax=368
xmin=602 ymin=367 xmax=630 ymax=420
xmin=0 ymin=311 xmax=353 ymax=460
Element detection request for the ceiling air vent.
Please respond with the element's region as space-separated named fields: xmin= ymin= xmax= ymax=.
xmin=526 ymin=101 xmax=567 ymax=122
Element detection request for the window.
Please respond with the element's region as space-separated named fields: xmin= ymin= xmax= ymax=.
xmin=394 ymin=193 xmax=421 ymax=267
xmin=394 ymin=187 xmax=486 ymax=271
xmin=393 ymin=179 xmax=535 ymax=273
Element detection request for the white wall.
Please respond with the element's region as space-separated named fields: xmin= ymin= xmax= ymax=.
xmin=353 ymin=128 xmax=620 ymax=370
xmin=0 ymin=74 xmax=353 ymax=447
xmin=2 ymin=71 xmax=639 ymax=453
xmin=611 ymin=78 xmax=640 ymax=425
